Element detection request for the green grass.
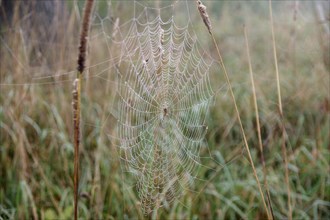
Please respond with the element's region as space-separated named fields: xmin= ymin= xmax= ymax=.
xmin=0 ymin=1 xmax=329 ymax=219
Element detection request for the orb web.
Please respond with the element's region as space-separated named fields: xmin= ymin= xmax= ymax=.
xmin=109 ymin=1 xmax=216 ymax=214
xmin=0 ymin=0 xmax=223 ymax=215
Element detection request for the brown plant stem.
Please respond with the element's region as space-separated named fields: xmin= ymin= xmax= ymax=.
xmin=73 ymin=0 xmax=94 ymax=219
xmin=73 ymin=77 xmax=81 ymax=220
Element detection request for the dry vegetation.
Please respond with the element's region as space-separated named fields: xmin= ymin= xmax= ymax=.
xmin=0 ymin=1 xmax=329 ymax=219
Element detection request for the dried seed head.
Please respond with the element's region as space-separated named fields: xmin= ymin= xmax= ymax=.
xmin=196 ymin=0 xmax=212 ymax=34
xmin=77 ymin=0 xmax=94 ymax=73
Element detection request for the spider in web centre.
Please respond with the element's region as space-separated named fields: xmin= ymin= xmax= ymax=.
xmin=163 ymin=108 xmax=168 ymax=117
xmin=159 ymin=107 xmax=169 ymax=121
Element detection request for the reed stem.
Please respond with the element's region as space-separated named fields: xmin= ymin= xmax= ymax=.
xmin=73 ymin=76 xmax=81 ymax=220
xmin=73 ymin=0 xmax=94 ymax=219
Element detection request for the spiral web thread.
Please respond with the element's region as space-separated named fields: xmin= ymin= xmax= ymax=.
xmin=98 ymin=1 xmax=217 ymax=214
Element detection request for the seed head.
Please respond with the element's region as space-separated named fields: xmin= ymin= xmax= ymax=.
xmin=77 ymin=0 xmax=94 ymax=73
xmin=196 ymin=0 xmax=212 ymax=34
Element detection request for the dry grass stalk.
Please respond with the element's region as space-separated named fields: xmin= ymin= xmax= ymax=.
xmin=72 ymin=78 xmax=80 ymax=220
xmin=244 ymin=26 xmax=274 ymax=220
xmin=269 ymin=1 xmax=292 ymax=219
xmin=196 ymin=0 xmax=271 ymax=218
xmin=73 ymin=0 xmax=94 ymax=219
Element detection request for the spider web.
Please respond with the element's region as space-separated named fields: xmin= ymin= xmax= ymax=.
xmin=96 ymin=1 xmax=223 ymax=214
xmin=0 ymin=0 xmax=231 ymax=215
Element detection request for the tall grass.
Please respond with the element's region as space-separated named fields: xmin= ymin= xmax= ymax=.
xmin=197 ymin=0 xmax=270 ymax=218
xmin=73 ymin=0 xmax=94 ymax=219
xmin=269 ymin=1 xmax=292 ymax=219
xmin=244 ymin=25 xmax=274 ymax=219
xmin=0 ymin=1 xmax=329 ymax=219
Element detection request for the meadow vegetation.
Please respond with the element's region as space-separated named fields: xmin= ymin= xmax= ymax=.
xmin=0 ymin=1 xmax=329 ymax=219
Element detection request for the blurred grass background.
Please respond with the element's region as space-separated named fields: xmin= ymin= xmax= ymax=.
xmin=0 ymin=0 xmax=329 ymax=219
